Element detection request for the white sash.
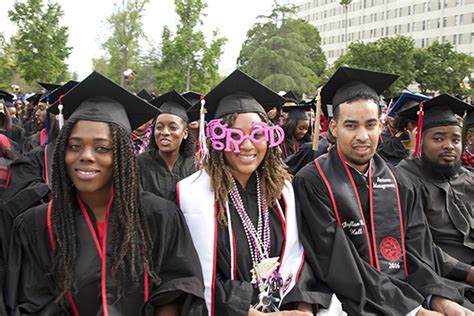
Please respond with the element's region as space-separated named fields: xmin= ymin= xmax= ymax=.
xmin=178 ymin=170 xmax=304 ymax=315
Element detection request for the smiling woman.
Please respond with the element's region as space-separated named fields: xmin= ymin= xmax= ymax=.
xmin=4 ymin=72 xmax=206 ymax=316
xmin=137 ymin=90 xmax=196 ymax=202
xmin=177 ymin=70 xmax=332 ymax=316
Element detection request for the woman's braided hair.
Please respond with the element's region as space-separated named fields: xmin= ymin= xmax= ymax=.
xmin=202 ymin=112 xmax=291 ymax=224
xmin=50 ymin=120 xmax=157 ymax=307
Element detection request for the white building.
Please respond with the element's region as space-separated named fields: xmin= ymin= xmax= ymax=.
xmin=294 ymin=0 xmax=474 ymax=65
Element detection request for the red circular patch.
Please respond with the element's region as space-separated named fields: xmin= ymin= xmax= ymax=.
xmin=380 ymin=237 xmax=401 ymax=262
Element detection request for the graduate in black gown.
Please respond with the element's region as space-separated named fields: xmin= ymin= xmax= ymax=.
xmin=461 ymin=110 xmax=474 ymax=170
xmin=0 ymin=91 xmax=25 ymax=154
xmin=281 ymin=103 xmax=312 ymax=159
xmin=137 ymin=91 xmax=196 ymax=202
xmin=293 ymin=67 xmax=471 ymax=315
xmin=377 ymin=92 xmax=428 ymax=166
xmin=178 ymin=69 xmax=332 ymax=316
xmin=4 ymin=71 xmax=206 ymax=315
xmin=396 ymin=94 xmax=474 ymax=287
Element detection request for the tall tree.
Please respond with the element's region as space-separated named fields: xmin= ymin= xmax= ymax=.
xmin=8 ymin=0 xmax=71 ymax=83
xmin=414 ymin=42 xmax=474 ymax=95
xmin=92 ymin=0 xmax=149 ymax=89
xmin=238 ymin=3 xmax=326 ymax=96
xmin=156 ymin=0 xmax=226 ymax=94
xmin=333 ymin=35 xmax=416 ymax=94
xmin=0 ymin=34 xmax=18 ymax=90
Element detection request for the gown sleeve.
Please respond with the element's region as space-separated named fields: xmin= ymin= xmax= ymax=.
xmin=293 ymin=165 xmax=425 ymax=315
xmin=4 ymin=206 xmax=66 ymax=316
xmin=214 ymin=272 xmax=254 ymax=316
xmin=142 ymin=193 xmax=206 ymax=316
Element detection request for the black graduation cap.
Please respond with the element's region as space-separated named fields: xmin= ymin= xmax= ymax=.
xmin=283 ymin=91 xmax=299 ymax=103
xmin=387 ymin=92 xmax=429 ymax=117
xmin=397 ymin=94 xmax=472 ymax=130
xmin=137 ymin=89 xmax=153 ymax=101
xmin=0 ymin=90 xmax=15 ymax=103
xmin=41 ymin=80 xmax=79 ymax=108
xmin=48 ymin=71 xmax=160 ymax=133
xmin=26 ymin=93 xmax=42 ymax=105
xmin=320 ymin=67 xmax=399 ymax=117
xmin=150 ymin=91 xmax=193 ymax=123
xmin=182 ymin=91 xmax=204 ymax=107
xmin=465 ymin=109 xmax=474 ymax=129
xmin=38 ymin=82 xmax=61 ymax=92
xmin=282 ymin=102 xmax=314 ymax=120
xmin=204 ymin=69 xmax=285 ymax=120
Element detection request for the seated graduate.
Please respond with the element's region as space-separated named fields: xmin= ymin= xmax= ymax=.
xmin=177 ymin=69 xmax=332 ymax=316
xmin=0 ymin=92 xmax=25 ymax=154
xmin=461 ymin=110 xmax=474 ymax=170
xmin=395 ymin=95 xmax=474 ymax=288
xmin=4 ymin=71 xmax=206 ymax=316
xmin=284 ymin=101 xmax=336 ymax=175
xmin=182 ymin=91 xmax=205 ymax=140
xmin=137 ymin=91 xmax=196 ymax=202
xmin=281 ymin=103 xmax=312 ymax=159
xmin=377 ymin=92 xmax=429 ymax=166
xmin=293 ymin=67 xmax=471 ymax=315
xmin=132 ymin=89 xmax=155 ymax=156
xmin=22 ymin=82 xmax=76 ymax=153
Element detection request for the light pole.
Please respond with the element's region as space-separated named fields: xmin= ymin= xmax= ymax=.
xmin=120 ymin=45 xmax=128 ymax=88
xmin=446 ymin=66 xmax=454 ymax=94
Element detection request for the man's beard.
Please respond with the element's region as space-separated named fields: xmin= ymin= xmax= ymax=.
xmin=421 ymin=151 xmax=462 ymax=179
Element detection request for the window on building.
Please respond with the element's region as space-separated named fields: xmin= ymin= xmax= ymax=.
xmin=407 ymin=23 xmax=411 ymax=32
xmin=444 ymin=0 xmax=448 ymax=8
xmin=455 ymin=15 xmax=459 ymax=26
xmin=455 ymin=0 xmax=463 ymax=6
xmin=385 ymin=26 xmax=389 ymax=35
xmin=412 ymin=5 xmax=416 ymax=14
xmin=437 ymin=18 xmax=441 ymax=28
xmin=443 ymin=17 xmax=447 ymax=27
xmin=460 ymin=14 xmax=463 ymax=24
xmin=427 ymin=20 xmax=431 ymax=29
xmin=408 ymin=6 xmax=411 ymax=15
xmin=422 ymin=20 xmax=426 ymax=30
xmin=421 ymin=38 xmax=425 ymax=48
xmin=453 ymin=34 xmax=457 ymax=45
xmin=471 ymin=32 xmax=474 ymax=43
xmin=458 ymin=34 xmax=462 ymax=44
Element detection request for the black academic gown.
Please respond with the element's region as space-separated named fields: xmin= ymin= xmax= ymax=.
xmin=215 ymin=173 xmax=332 ymax=315
xmin=397 ymin=158 xmax=474 ymax=280
xmin=0 ymin=125 xmax=25 ymax=154
xmin=5 ymin=191 xmax=206 ymax=315
xmin=284 ymin=138 xmax=332 ymax=175
xmin=137 ymin=149 xmax=196 ymax=201
xmin=0 ymin=143 xmax=54 ymax=314
xmin=377 ymin=133 xmax=410 ymax=166
xmin=293 ymin=148 xmax=467 ymax=315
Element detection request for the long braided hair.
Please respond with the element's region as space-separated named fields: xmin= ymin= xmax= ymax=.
xmin=50 ymin=119 xmax=157 ymax=306
xmin=203 ymin=112 xmax=291 ymax=224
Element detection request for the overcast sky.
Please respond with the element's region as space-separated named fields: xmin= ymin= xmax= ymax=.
xmin=1 ymin=0 xmax=294 ymax=80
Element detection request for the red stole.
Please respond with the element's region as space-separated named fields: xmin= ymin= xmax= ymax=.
xmin=314 ymin=147 xmax=408 ymax=278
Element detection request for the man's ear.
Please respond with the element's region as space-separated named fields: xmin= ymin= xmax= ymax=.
xmin=329 ymin=118 xmax=337 ymax=138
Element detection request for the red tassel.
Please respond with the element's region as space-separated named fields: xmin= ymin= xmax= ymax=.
xmin=321 ymin=114 xmax=328 ymax=132
xmin=414 ymin=101 xmax=425 ymax=157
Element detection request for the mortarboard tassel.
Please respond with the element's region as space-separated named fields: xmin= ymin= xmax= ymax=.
xmin=57 ymin=94 xmax=64 ymax=130
xmin=197 ymin=95 xmax=208 ymax=166
xmin=312 ymin=88 xmax=322 ymax=151
xmin=413 ymin=101 xmax=425 ymax=157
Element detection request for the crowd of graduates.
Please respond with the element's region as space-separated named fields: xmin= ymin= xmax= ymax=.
xmin=0 ymin=66 xmax=473 ymax=315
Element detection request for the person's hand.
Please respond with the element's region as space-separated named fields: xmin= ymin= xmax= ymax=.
xmin=416 ymin=307 xmax=443 ymax=315
xmin=431 ymin=296 xmax=474 ymax=316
